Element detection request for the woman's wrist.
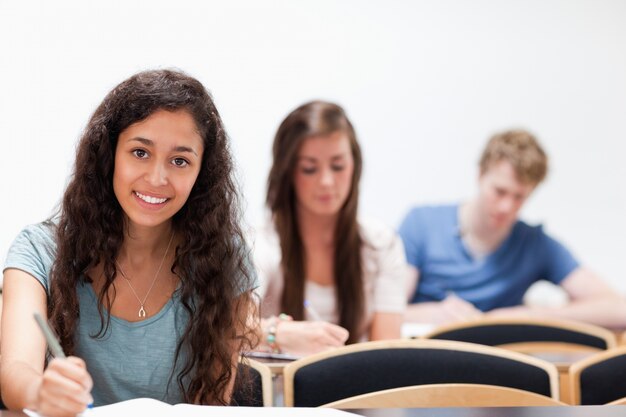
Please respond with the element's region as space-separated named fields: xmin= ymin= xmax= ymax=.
xmin=24 ymin=374 xmax=43 ymax=411
xmin=2 ymin=363 xmax=43 ymax=411
xmin=264 ymin=313 xmax=292 ymax=353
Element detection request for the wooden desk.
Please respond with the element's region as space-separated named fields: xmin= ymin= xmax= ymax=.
xmin=351 ymin=406 xmax=626 ymax=417
xmin=527 ymin=351 xmax=594 ymax=373
xmin=5 ymin=405 xmax=626 ymax=416
xmin=254 ymin=357 xmax=292 ymax=375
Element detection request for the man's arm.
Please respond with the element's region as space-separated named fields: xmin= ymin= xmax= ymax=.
xmin=404 ymin=266 xmax=483 ymax=325
xmin=489 ymin=267 xmax=626 ymax=328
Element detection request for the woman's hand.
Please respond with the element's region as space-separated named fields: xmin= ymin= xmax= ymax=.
xmin=36 ymin=356 xmax=93 ymax=417
xmin=276 ymin=320 xmax=349 ymax=357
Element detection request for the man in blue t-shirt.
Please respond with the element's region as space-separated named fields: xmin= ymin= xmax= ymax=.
xmin=399 ymin=129 xmax=625 ymax=327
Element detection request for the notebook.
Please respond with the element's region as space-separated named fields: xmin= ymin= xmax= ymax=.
xmin=25 ymin=398 xmax=361 ymax=417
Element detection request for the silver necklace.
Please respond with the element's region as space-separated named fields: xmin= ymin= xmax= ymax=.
xmin=115 ymin=232 xmax=175 ymax=318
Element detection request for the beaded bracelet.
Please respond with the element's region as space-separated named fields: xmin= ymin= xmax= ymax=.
xmin=266 ymin=313 xmax=293 ymax=353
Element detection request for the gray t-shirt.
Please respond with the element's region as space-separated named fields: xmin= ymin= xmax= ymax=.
xmin=4 ymin=222 xmax=254 ymax=406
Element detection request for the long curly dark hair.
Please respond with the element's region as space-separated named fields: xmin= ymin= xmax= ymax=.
xmin=48 ymin=69 xmax=257 ymax=405
xmin=266 ymin=101 xmax=365 ymax=343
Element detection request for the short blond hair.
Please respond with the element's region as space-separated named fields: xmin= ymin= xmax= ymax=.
xmin=479 ymin=129 xmax=548 ymax=185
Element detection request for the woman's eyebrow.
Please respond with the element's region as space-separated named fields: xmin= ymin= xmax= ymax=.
xmin=128 ymin=137 xmax=198 ymax=156
xmin=173 ymin=145 xmax=199 ymax=156
xmin=129 ymin=137 xmax=154 ymax=146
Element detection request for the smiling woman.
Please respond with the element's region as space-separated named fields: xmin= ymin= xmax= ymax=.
xmin=1 ymin=69 xmax=258 ymax=416
xmin=113 ymin=110 xmax=204 ymax=229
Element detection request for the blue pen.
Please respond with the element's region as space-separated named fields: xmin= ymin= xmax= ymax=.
xmin=33 ymin=313 xmax=93 ymax=409
xmin=304 ymin=300 xmax=322 ymax=321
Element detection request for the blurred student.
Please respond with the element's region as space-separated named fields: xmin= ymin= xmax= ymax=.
xmin=251 ymin=101 xmax=408 ymax=357
xmin=1 ymin=69 xmax=257 ymax=416
xmin=399 ymin=129 xmax=626 ymax=327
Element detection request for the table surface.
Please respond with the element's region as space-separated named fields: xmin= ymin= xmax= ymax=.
xmin=254 ymin=357 xmax=293 ymax=374
xmin=350 ymin=406 xmax=626 ymax=417
xmin=527 ymin=351 xmax=594 ymax=370
xmin=3 ymin=405 xmax=626 ymax=417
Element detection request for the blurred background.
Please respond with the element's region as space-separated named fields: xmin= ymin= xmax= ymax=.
xmin=1 ymin=0 xmax=625 ymax=298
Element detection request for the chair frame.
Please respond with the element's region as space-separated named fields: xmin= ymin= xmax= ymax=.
xmin=607 ymin=397 xmax=626 ymax=406
xmin=321 ymin=383 xmax=567 ymax=408
xmin=283 ymin=339 xmax=559 ymax=407
xmin=422 ymin=317 xmax=617 ymax=353
xmin=241 ymin=358 xmax=273 ymax=407
xmin=569 ymin=345 xmax=626 ymax=405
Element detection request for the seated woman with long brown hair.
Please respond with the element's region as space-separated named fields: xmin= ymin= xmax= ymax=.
xmin=1 ymin=69 xmax=257 ymax=416
xmin=251 ymin=101 xmax=408 ymax=357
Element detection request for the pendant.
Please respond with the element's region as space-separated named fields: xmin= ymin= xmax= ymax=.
xmin=138 ymin=305 xmax=146 ymax=318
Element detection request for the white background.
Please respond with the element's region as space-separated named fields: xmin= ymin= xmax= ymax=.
xmin=1 ymin=1 xmax=625 ymax=295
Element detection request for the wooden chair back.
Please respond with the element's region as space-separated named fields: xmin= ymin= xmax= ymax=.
xmin=231 ymin=358 xmax=273 ymax=406
xmin=570 ymin=346 xmax=626 ymax=405
xmin=322 ymin=383 xmax=567 ymax=408
xmin=283 ymin=339 xmax=559 ymax=407
xmin=607 ymin=397 xmax=626 ymax=405
xmin=422 ymin=317 xmax=616 ymax=354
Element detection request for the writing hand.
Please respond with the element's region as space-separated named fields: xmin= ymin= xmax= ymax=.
xmin=276 ymin=320 xmax=349 ymax=357
xmin=36 ymin=356 xmax=93 ymax=417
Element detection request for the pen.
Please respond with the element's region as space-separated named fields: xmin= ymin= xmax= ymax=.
xmin=304 ymin=300 xmax=322 ymax=321
xmin=33 ymin=313 xmax=93 ymax=409
xmin=33 ymin=313 xmax=66 ymax=359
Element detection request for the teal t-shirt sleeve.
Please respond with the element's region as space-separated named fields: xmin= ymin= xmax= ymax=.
xmin=540 ymin=230 xmax=580 ymax=285
xmin=3 ymin=222 xmax=56 ymax=293
xmin=398 ymin=208 xmax=424 ymax=269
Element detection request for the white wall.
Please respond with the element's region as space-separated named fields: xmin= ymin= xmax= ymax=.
xmin=1 ymin=0 xmax=625 ymax=292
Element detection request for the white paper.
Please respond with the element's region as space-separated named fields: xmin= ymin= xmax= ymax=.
xmin=25 ymin=398 xmax=361 ymax=417
xmin=401 ymin=322 xmax=436 ymax=338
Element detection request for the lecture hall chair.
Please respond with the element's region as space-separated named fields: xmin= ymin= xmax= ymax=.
xmin=231 ymin=358 xmax=273 ymax=407
xmin=321 ymin=383 xmax=566 ymax=408
xmin=283 ymin=339 xmax=559 ymax=407
xmin=570 ymin=346 xmax=626 ymax=405
xmin=422 ymin=317 xmax=617 ymax=353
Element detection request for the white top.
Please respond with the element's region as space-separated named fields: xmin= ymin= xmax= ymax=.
xmin=250 ymin=217 xmax=409 ymax=337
